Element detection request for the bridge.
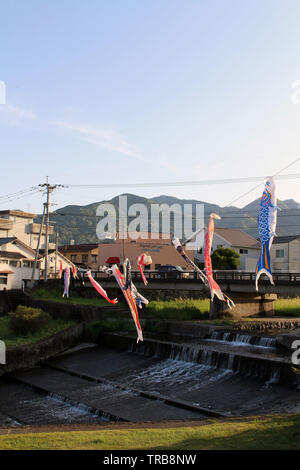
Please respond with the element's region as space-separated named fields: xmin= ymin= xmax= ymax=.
xmin=94 ymin=270 xmax=300 ymax=295
xmin=91 ymin=270 xmax=300 ymax=319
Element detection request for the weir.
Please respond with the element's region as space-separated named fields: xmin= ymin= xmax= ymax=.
xmin=100 ymin=332 xmax=296 ymax=385
xmin=0 ymin=325 xmax=299 ymax=426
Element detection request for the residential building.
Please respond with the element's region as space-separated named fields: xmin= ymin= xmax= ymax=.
xmin=195 ymin=227 xmax=260 ymax=271
xmin=271 ymin=236 xmax=300 ymax=272
xmin=0 ymin=237 xmax=40 ymax=290
xmin=59 ymin=243 xmax=99 ymax=270
xmin=98 ymin=232 xmax=195 ymax=270
xmin=39 ymin=250 xmax=75 ymax=278
xmin=0 ymin=210 xmax=55 ymax=250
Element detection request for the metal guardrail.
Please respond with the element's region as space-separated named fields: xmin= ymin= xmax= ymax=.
xmin=92 ymin=270 xmax=300 ymax=284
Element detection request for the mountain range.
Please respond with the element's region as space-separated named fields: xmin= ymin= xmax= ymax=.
xmin=43 ymin=193 xmax=300 ymax=245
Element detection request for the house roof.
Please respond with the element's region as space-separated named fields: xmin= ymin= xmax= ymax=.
xmin=214 ymin=228 xmax=260 ymax=248
xmin=272 ymin=236 xmax=300 ymax=244
xmin=38 ymin=250 xmax=75 ymax=266
xmin=59 ymin=243 xmax=98 ymax=253
xmin=0 ymin=237 xmax=17 ymax=246
xmin=0 ymin=251 xmax=26 ymax=259
xmin=0 ymin=210 xmax=37 ymax=219
xmin=0 ymin=237 xmax=36 ymax=256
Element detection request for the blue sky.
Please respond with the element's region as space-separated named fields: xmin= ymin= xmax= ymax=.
xmin=1 ymin=0 xmax=300 ymax=213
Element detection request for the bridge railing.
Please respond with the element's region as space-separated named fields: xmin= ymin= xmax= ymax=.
xmin=92 ymin=270 xmax=300 ymax=284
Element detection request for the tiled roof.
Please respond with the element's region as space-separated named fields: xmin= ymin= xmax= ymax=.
xmin=0 ymin=210 xmax=37 ymax=218
xmin=272 ymin=236 xmax=300 ymax=244
xmin=59 ymin=243 xmax=98 ymax=253
xmin=0 ymin=237 xmax=17 ymax=246
xmin=215 ymin=228 xmax=260 ymax=248
xmin=0 ymin=251 xmax=26 ymax=259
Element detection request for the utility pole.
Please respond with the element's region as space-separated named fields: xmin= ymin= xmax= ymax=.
xmin=38 ymin=178 xmax=65 ymax=282
xmin=31 ymin=203 xmax=46 ymax=284
xmin=55 ymin=231 xmax=59 ymax=277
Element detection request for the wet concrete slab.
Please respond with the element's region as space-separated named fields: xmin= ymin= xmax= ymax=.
xmin=0 ymin=379 xmax=106 ymax=426
xmin=44 ymin=346 xmax=300 ymax=417
xmin=11 ymin=367 xmax=206 ymax=422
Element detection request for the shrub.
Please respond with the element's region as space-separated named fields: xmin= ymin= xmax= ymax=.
xmin=9 ymin=305 xmax=51 ymax=335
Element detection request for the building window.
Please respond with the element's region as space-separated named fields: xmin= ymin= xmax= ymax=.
xmin=82 ymin=255 xmax=88 ymax=263
xmin=70 ymin=255 xmax=77 ymax=262
xmin=23 ymin=261 xmax=34 ymax=268
xmin=239 ymin=249 xmax=248 ymax=254
xmin=9 ymin=260 xmax=19 ymax=267
xmin=155 ymin=264 xmax=161 ymax=269
xmin=0 ymin=275 xmax=7 ymax=285
xmin=276 ymin=249 xmax=284 ymax=258
xmin=0 ymin=259 xmax=8 ymax=264
xmin=91 ymin=255 xmax=98 ymax=264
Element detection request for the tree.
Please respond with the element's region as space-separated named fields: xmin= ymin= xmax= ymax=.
xmin=211 ymin=247 xmax=240 ymax=270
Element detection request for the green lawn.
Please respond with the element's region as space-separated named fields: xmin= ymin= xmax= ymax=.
xmin=32 ymin=287 xmax=108 ymax=306
xmin=0 ymin=414 xmax=299 ymax=450
xmin=274 ymin=298 xmax=300 ymax=317
xmin=145 ymin=298 xmax=210 ymax=320
xmin=32 ymin=288 xmax=300 ymax=319
xmin=0 ymin=316 xmax=75 ymax=348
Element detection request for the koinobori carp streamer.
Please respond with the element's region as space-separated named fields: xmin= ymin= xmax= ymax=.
xmin=255 ymin=177 xmax=279 ymax=290
xmin=87 ymin=270 xmax=118 ymax=304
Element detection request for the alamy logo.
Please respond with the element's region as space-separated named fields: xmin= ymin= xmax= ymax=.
xmin=96 ymin=195 xmax=204 ymax=249
xmin=0 ymin=340 xmax=6 ymax=365
xmin=291 ymin=340 xmax=300 ymax=365
xmin=0 ymin=80 xmax=6 ymax=105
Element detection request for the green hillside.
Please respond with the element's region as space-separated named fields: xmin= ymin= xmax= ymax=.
xmin=40 ymin=193 xmax=300 ymax=245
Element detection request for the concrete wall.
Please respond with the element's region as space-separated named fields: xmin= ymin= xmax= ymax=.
xmin=98 ymin=239 xmax=195 ymax=270
xmin=271 ymin=240 xmax=300 ymax=272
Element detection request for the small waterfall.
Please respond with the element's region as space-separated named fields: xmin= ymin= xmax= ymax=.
xmin=127 ymin=336 xmax=290 ymax=384
xmin=208 ymin=330 xmax=276 ymax=349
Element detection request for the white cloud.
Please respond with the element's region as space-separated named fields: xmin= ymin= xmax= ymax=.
xmin=0 ymin=103 xmax=36 ymax=121
xmin=53 ymin=120 xmax=144 ymax=161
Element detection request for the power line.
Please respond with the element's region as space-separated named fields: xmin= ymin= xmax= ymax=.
xmin=63 ymin=172 xmax=300 ymax=189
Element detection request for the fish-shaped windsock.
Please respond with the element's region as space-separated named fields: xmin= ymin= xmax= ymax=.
xmin=112 ymin=264 xmax=143 ymax=343
xmin=71 ymin=265 xmax=78 ymax=279
xmin=58 ymin=260 xmax=63 ymax=279
xmin=137 ymin=253 xmax=152 ymax=285
xmin=204 ymin=213 xmax=235 ymax=308
xmin=62 ymin=267 xmax=70 ymax=298
xmin=123 ymin=258 xmax=149 ymax=309
xmin=87 ymin=270 xmax=118 ymax=304
xmin=172 ymin=238 xmax=208 ymax=285
xmin=255 ymin=177 xmax=279 ymax=290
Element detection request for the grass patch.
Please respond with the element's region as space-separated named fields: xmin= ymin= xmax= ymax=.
xmin=0 ymin=316 xmax=75 ymax=348
xmin=275 ymin=297 xmax=300 ymax=317
xmin=0 ymin=414 xmax=299 ymax=450
xmin=32 ymin=287 xmax=108 ymax=307
xmin=145 ymin=298 xmax=210 ymax=321
xmin=83 ymin=319 xmax=135 ymax=342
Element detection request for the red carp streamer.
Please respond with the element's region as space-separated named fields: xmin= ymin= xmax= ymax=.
xmin=87 ymin=270 xmax=118 ymax=304
xmin=71 ymin=265 xmax=78 ymax=279
xmin=112 ymin=264 xmax=143 ymax=342
xmin=137 ymin=253 xmax=152 ymax=285
xmin=204 ymin=213 xmax=235 ymax=308
xmin=58 ymin=260 xmax=63 ymax=279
